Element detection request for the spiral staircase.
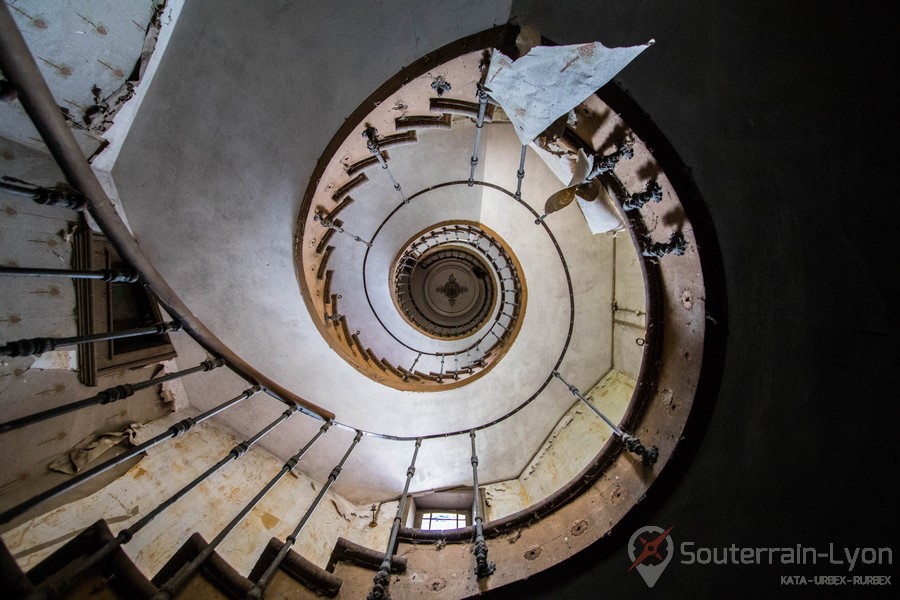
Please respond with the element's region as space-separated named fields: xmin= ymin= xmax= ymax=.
xmin=0 ymin=3 xmax=720 ymax=599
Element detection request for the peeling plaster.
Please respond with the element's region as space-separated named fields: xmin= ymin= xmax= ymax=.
xmin=484 ymin=369 xmax=635 ymax=521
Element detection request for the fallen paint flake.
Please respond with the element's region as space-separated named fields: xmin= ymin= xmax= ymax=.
xmin=29 ymin=351 xmax=76 ymax=371
xmin=260 ymin=511 xmax=280 ymax=530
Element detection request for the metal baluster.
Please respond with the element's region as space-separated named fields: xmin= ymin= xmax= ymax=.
xmin=31 ymin=407 xmax=306 ymax=600
xmin=0 ymin=358 xmax=223 ymax=434
xmin=363 ymin=127 xmax=408 ymax=204
xmin=367 ymin=438 xmax=421 ymax=600
xmin=641 ymin=231 xmax=687 ymax=258
xmin=470 ymin=431 xmax=495 ymax=578
xmin=1 ymin=320 xmax=182 ymax=358
xmin=0 ymin=266 xmax=138 ymax=282
xmin=409 ymin=352 xmax=422 ymax=373
xmin=153 ymin=423 xmax=333 ymax=600
xmin=0 ymin=386 xmax=261 ymax=526
xmin=553 ymin=371 xmax=659 ymax=466
xmin=313 ymin=213 xmax=372 ymax=248
xmin=621 ymin=180 xmax=662 ymax=211
xmin=586 ymin=139 xmax=634 ymax=179
xmin=514 ymin=145 xmax=527 ymax=200
xmin=247 ymin=431 xmax=362 ymax=599
xmin=468 ymin=84 xmax=489 ymax=186
xmin=324 ymin=312 xmax=343 ymax=324
xmin=0 ymin=179 xmax=85 ymax=210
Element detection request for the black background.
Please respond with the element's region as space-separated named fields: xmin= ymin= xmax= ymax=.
xmin=487 ymin=1 xmax=897 ymax=598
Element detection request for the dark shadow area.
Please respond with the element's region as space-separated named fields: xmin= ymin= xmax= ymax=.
xmin=484 ymin=0 xmax=897 ymax=598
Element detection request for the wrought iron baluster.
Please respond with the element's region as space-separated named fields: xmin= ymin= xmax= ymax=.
xmin=153 ymin=422 xmax=333 ymax=600
xmin=409 ymin=352 xmax=422 ymax=373
xmin=0 ymin=266 xmax=138 ymax=282
xmin=514 ymin=144 xmax=527 ymax=200
xmin=622 ymin=179 xmax=662 ymax=211
xmin=470 ymin=431 xmax=495 ymax=578
xmin=468 ymin=84 xmax=489 ymax=186
xmin=1 ymin=320 xmax=182 ymax=358
xmin=641 ymin=231 xmax=687 ymax=258
xmin=587 ymin=139 xmax=634 ymax=178
xmin=31 ymin=407 xmax=306 ymax=600
xmin=0 ymin=179 xmax=85 ymax=210
xmin=324 ymin=311 xmax=343 ymax=324
xmin=313 ymin=213 xmax=372 ymax=248
xmin=553 ymin=371 xmax=658 ymax=466
xmin=248 ymin=431 xmax=362 ymax=599
xmin=363 ymin=127 xmax=408 ymax=203
xmin=367 ymin=438 xmax=421 ymax=600
xmin=0 ymin=358 xmax=223 ymax=434
xmin=0 ymin=386 xmax=261 ymax=526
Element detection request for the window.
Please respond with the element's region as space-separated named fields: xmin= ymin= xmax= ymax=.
xmin=411 ymin=489 xmax=483 ymax=530
xmin=73 ymin=226 xmax=176 ymax=386
xmin=419 ymin=510 xmax=470 ymax=530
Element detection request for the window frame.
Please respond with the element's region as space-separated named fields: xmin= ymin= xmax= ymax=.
xmin=74 ymin=226 xmax=176 ymax=386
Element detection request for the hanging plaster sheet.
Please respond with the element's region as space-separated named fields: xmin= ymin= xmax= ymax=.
xmin=485 ymin=40 xmax=654 ymax=146
xmin=576 ymin=188 xmax=623 ymax=234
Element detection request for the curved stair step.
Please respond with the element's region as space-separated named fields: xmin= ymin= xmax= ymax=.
xmin=20 ymin=519 xmax=155 ymax=600
xmin=151 ymin=533 xmax=252 ymax=600
xmin=248 ymin=537 xmax=341 ymax=598
xmin=325 ymin=537 xmax=405 ymax=574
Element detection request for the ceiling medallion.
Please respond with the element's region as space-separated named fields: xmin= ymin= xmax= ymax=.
xmin=435 ymin=274 xmax=468 ymax=306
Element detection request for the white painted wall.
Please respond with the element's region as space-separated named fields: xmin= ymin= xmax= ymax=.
xmin=484 ymin=369 xmax=635 ymax=521
xmin=613 ymin=233 xmax=646 ymax=379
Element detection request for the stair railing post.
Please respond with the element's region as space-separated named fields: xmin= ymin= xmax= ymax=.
xmin=247 ymin=430 xmax=362 ymax=600
xmin=468 ymin=84 xmax=490 ymax=186
xmin=514 ymin=144 xmax=527 ymax=200
xmin=0 ymin=358 xmax=223 ymax=434
xmin=1 ymin=321 xmax=182 ymax=358
xmin=363 ymin=127 xmax=408 ymax=204
xmin=553 ymin=370 xmax=659 ymax=466
xmin=0 ymin=266 xmax=138 ymax=282
xmin=153 ymin=423 xmax=334 ymax=600
xmin=367 ymin=438 xmax=421 ymax=600
xmin=470 ymin=430 xmax=495 ymax=578
xmin=0 ymin=179 xmax=86 ymax=210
